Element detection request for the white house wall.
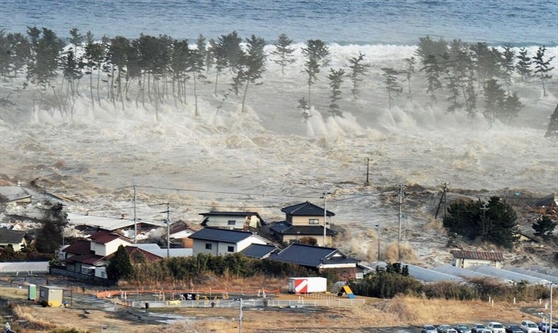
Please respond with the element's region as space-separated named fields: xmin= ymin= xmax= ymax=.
xmin=94 ymin=239 xmax=132 ymax=257
xmin=291 ymin=216 xmax=325 ymax=226
xmin=193 ymin=240 xmax=219 ymax=256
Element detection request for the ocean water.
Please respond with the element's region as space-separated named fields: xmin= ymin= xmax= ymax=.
xmin=1 ymin=0 xmax=557 ymax=46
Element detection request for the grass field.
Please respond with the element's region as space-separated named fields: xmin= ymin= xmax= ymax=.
xmin=0 ymin=285 xmax=551 ymax=333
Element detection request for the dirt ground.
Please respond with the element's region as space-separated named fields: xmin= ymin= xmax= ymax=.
xmin=0 ymin=283 xmax=550 ymax=333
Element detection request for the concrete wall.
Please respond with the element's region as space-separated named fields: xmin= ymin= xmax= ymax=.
xmin=0 ymin=261 xmax=49 ymax=274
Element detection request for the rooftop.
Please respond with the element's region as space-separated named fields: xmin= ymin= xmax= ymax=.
xmin=281 ymin=201 xmax=335 ymax=217
xmin=189 ymin=227 xmax=256 ymax=243
xmin=451 ymin=250 xmax=504 ymax=262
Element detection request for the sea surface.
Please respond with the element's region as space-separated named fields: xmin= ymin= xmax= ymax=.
xmin=1 ymin=0 xmax=557 ymax=46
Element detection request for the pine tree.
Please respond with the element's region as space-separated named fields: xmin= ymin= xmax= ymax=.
xmin=415 ymin=35 xmax=447 ymax=64
xmin=381 ymin=67 xmax=402 ymax=111
xmin=515 ymin=47 xmax=532 ymax=82
xmin=196 ymin=34 xmax=207 ymax=78
xmin=403 ymin=57 xmax=416 ymax=103
xmin=546 ymin=104 xmax=558 ymax=138
xmin=0 ymin=30 xmax=10 ymax=80
xmin=170 ymin=39 xmax=189 ymax=106
xmin=271 ymin=33 xmax=295 ymax=75
xmin=327 ymin=68 xmax=345 ymax=117
xmin=532 ymin=45 xmax=555 ymax=97
xmin=84 ymin=35 xmax=104 ymax=107
xmin=420 ymin=54 xmax=442 ymax=104
xmin=109 ymin=36 xmax=130 ymax=107
xmin=347 ymin=52 xmax=371 ymax=100
xmin=483 ymin=78 xmax=505 ymax=125
xmin=500 ymin=45 xmax=515 ymax=93
xmin=68 ymin=28 xmax=83 ymax=47
xmin=302 ymin=39 xmax=330 ymax=106
xmin=464 ymin=71 xmax=478 ymax=118
xmin=532 ymin=215 xmax=557 ymax=237
xmin=187 ymin=40 xmax=206 ymax=116
xmin=297 ymin=96 xmax=310 ymax=118
xmin=237 ymin=34 xmax=266 ymax=113
xmin=7 ymin=32 xmax=31 ymax=78
xmin=106 ymin=245 xmax=134 ymax=280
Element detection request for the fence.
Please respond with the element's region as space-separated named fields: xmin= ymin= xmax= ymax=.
xmin=125 ymin=298 xmax=366 ymax=309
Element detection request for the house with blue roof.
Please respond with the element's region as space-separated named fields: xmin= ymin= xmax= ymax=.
xmin=241 ymin=244 xmax=278 ymax=259
xmin=269 ymin=243 xmax=365 ymax=280
xmin=270 ymin=201 xmax=336 ymax=246
xmin=189 ymin=227 xmax=271 ymax=256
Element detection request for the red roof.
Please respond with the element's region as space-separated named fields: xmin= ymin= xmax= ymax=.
xmin=89 ymin=231 xmax=124 ymax=244
xmin=451 ymin=250 xmax=504 ymax=262
xmin=65 ymin=253 xmax=105 ymax=265
xmin=64 ymin=239 xmax=91 ymax=255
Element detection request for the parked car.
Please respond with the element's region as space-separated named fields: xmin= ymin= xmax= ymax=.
xmin=539 ymin=322 xmax=551 ymax=333
xmin=472 ymin=324 xmax=487 ymax=333
xmin=423 ymin=325 xmax=438 ymax=333
xmin=520 ymin=320 xmax=539 ymax=333
xmin=455 ymin=324 xmax=471 ymax=333
xmin=488 ymin=322 xmax=506 ymax=333
xmin=446 ymin=329 xmax=458 ymax=333
xmin=506 ymin=325 xmax=524 ymax=333
xmin=438 ymin=325 xmax=452 ymax=333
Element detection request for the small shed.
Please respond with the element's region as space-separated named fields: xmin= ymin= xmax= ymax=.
xmin=39 ymin=286 xmax=64 ymax=307
xmin=27 ymin=284 xmax=36 ymax=301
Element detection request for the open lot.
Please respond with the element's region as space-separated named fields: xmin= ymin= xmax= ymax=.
xmin=0 ymin=280 xmax=552 ymax=333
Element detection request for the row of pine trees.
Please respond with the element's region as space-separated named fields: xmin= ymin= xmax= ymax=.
xmin=0 ymin=28 xmax=555 ymax=129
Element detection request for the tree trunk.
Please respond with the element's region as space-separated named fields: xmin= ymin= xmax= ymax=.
xmin=241 ymin=79 xmax=250 ymax=113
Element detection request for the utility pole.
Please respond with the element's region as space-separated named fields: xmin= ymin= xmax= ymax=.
xmin=364 ymin=158 xmax=371 ymax=186
xmin=397 ymin=183 xmax=406 ymax=263
xmin=160 ymin=202 xmax=171 ymax=258
xmin=321 ymin=191 xmax=331 ymax=246
xmin=133 ymin=185 xmax=137 ymax=244
xmin=238 ymin=298 xmax=243 ymax=333
xmin=435 ymin=182 xmax=449 ymax=219
xmin=376 ymin=224 xmax=381 ymax=261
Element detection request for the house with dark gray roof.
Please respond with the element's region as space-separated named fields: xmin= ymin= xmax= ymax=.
xmin=200 ymin=211 xmax=264 ymax=230
xmin=240 ymin=244 xmax=277 ymax=259
xmin=0 ymin=229 xmax=27 ymax=251
xmin=189 ymin=227 xmax=271 ymax=256
xmin=270 ymin=201 xmax=336 ymax=246
xmin=269 ymin=243 xmax=364 ymax=280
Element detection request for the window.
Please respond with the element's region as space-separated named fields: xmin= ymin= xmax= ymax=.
xmin=227 ymin=220 xmax=236 ymax=226
xmin=205 ymin=243 xmax=213 ymax=250
xmin=227 ymin=246 xmax=234 ymax=252
xmin=309 ymin=218 xmax=319 ymax=224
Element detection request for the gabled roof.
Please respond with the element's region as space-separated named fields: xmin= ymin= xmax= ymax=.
xmin=0 ymin=229 xmax=26 ymax=244
xmin=281 ymin=201 xmax=335 ymax=217
xmin=270 ymin=222 xmax=337 ymax=236
xmin=241 ymin=244 xmax=277 ymax=259
xmin=269 ymin=243 xmax=358 ymax=268
xmin=200 ymin=211 xmax=265 ymax=222
xmin=89 ymin=230 xmax=130 ymax=245
xmin=63 ymin=239 xmax=91 ymax=255
xmin=122 ymin=246 xmax=162 ymax=262
xmin=169 ymin=221 xmax=196 ymax=234
xmin=65 ymin=252 xmax=105 ymax=266
xmin=134 ymin=243 xmax=193 ymax=258
xmin=451 ymin=250 xmax=504 ymax=262
xmin=189 ymin=227 xmax=255 ymax=243
xmin=67 ymin=213 xmax=163 ymax=232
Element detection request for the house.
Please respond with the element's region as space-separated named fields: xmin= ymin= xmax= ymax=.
xmin=0 ymin=186 xmax=32 ymax=205
xmin=451 ymin=250 xmax=504 ymax=269
xmin=199 ymin=211 xmax=264 ymax=230
xmin=63 ymin=231 xmax=133 ymax=277
xmin=189 ymin=227 xmax=270 ymax=256
xmin=0 ymin=229 xmax=27 ymax=251
xmin=168 ymin=221 xmax=196 ymax=247
xmin=66 ymin=213 xmax=163 ymax=239
xmin=269 ymin=243 xmax=365 ymax=280
xmin=240 ymin=244 xmax=278 ymax=259
xmin=270 ymin=201 xmax=336 ymax=246
xmin=133 ymin=243 xmax=193 ymax=258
